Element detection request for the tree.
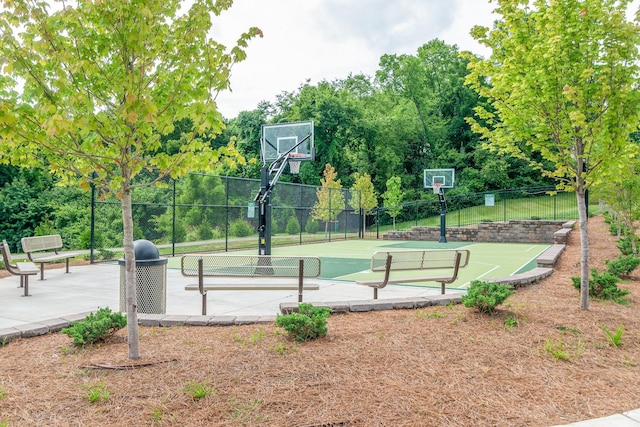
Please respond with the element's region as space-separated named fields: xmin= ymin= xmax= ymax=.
xmin=463 ymin=0 xmax=640 ymax=310
xmin=598 ymin=155 xmax=640 ymax=255
xmin=382 ymin=176 xmax=404 ymax=230
xmin=349 ymin=172 xmax=378 ymax=234
xmin=0 ymin=0 xmax=261 ymax=358
xmin=311 ymin=163 xmax=345 ymax=235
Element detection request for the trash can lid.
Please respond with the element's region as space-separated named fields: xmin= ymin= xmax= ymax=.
xmin=133 ymin=239 xmax=160 ymax=260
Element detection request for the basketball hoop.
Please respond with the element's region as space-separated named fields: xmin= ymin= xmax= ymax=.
xmin=433 ymin=183 xmax=442 ymax=195
xmin=288 ymin=153 xmax=304 ymax=174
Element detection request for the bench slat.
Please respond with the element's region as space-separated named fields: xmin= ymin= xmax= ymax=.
xmin=185 ymin=282 xmax=320 ymax=291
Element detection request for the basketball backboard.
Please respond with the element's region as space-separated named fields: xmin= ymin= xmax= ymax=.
xmin=261 ymin=121 xmax=314 ymax=163
xmin=424 ymin=168 xmax=455 ymax=189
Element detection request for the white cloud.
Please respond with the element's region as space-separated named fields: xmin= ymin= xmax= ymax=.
xmin=212 ymin=0 xmax=639 ymax=119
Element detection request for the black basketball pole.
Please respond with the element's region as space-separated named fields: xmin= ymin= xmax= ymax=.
xmin=438 ymin=188 xmax=447 ymax=243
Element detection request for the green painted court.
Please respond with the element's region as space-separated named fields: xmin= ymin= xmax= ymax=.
xmin=166 ymin=240 xmax=550 ymax=292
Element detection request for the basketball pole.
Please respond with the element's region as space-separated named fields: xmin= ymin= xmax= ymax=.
xmin=438 ymin=187 xmax=447 ymax=243
xmin=256 ymin=133 xmax=312 ymax=256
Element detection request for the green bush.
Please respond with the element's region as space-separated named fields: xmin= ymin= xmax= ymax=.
xmin=229 ymin=218 xmax=254 ymax=237
xmin=275 ymin=303 xmax=332 ymax=341
xmin=61 ymin=307 xmax=127 ymax=346
xmin=617 ymin=234 xmax=640 ymax=256
xmin=461 ymin=280 xmax=515 ymax=314
xmin=305 ymin=218 xmax=319 ymax=234
xmin=285 ymin=216 xmax=301 ymax=235
xmin=571 ymin=268 xmax=630 ymax=303
xmin=606 ymin=255 xmax=640 ymax=278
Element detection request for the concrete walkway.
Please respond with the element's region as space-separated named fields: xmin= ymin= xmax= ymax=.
xmin=0 ymin=263 xmax=638 ymax=427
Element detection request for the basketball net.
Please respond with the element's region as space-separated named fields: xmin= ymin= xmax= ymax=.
xmin=288 ymin=153 xmax=303 ymax=174
xmin=433 ymin=183 xmax=442 ymax=195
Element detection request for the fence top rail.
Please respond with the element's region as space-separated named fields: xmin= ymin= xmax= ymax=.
xmin=181 ymin=254 xmax=321 ymax=278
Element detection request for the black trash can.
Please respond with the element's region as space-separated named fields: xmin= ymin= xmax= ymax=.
xmin=119 ymin=239 xmax=167 ymax=314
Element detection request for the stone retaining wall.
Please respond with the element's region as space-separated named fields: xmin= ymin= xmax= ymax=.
xmin=384 ymin=220 xmax=570 ymax=244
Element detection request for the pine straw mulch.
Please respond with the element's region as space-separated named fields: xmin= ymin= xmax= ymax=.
xmin=1 ymin=215 xmax=640 ymax=427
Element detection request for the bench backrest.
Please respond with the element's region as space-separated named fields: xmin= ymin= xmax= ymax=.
xmin=21 ymin=234 xmax=63 ymax=253
xmin=0 ymin=240 xmax=13 ymax=270
xmin=181 ymin=254 xmax=321 ymax=278
xmin=370 ymin=249 xmax=470 ymax=272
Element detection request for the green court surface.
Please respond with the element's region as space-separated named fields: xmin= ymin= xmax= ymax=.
xmin=166 ymin=240 xmax=550 ymax=291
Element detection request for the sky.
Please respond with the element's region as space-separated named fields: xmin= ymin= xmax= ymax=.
xmin=211 ymin=0 xmax=498 ymax=118
xmin=210 ymin=0 xmax=640 ymax=119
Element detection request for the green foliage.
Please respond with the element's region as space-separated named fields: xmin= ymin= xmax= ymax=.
xmin=381 ymin=176 xmax=404 ymax=228
xmin=61 ymin=308 xmax=127 ymax=346
xmin=461 ymin=280 xmax=515 ymax=314
xmin=275 ymin=303 xmax=332 ymax=341
xmin=305 ymin=218 xmax=319 ymax=234
xmin=606 ymin=255 xmax=640 ymax=278
xmin=182 ymin=381 xmax=215 ymax=401
xmin=571 ymin=269 xmax=630 ymax=303
xmin=81 ymin=381 xmax=111 ymax=403
xmin=229 ymin=218 xmax=254 ymax=237
xmin=544 ymin=339 xmax=574 ymax=361
xmin=600 ymin=325 xmax=624 ymax=347
xmin=617 ymin=235 xmax=640 ymax=256
xmin=311 ymin=164 xmax=345 ymax=225
xmin=0 ymin=385 xmax=6 ymax=399
xmin=285 ymin=215 xmax=300 ymax=235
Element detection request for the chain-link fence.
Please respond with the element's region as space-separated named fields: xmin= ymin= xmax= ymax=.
xmin=365 ymin=187 xmax=578 ymax=238
xmin=90 ymin=173 xmax=362 ymax=262
xmin=90 ymin=176 xmax=577 ymax=261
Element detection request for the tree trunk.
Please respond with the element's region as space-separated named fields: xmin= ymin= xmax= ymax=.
xmin=121 ymin=187 xmax=140 ymax=359
xmin=576 ymin=190 xmax=589 ymax=310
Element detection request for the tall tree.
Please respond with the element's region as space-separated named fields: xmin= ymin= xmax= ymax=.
xmin=311 ymin=163 xmax=346 ymax=235
xmin=0 ymin=0 xmax=261 ymax=358
xmin=464 ymin=0 xmax=640 ymax=309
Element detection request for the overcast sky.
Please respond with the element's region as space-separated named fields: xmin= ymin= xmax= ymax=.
xmin=211 ymin=0 xmax=640 ymax=119
xmin=211 ymin=0 xmax=497 ymax=118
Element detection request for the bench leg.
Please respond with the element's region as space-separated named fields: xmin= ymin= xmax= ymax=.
xmin=201 ymin=293 xmax=207 ymax=316
xmin=39 ymin=264 xmax=45 ymax=281
xmin=65 ymin=258 xmax=70 ymax=273
xmin=21 ymin=275 xmax=31 ymax=297
xmin=373 ymin=288 xmax=378 ymax=299
xmin=440 ymin=282 xmax=445 ymax=295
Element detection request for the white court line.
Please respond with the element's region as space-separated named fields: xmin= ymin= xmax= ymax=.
xmin=459 ymin=264 xmax=501 ymax=288
xmin=510 ymin=246 xmax=550 ymax=275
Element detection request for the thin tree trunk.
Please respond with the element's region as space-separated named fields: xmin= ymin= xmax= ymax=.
xmin=122 ymin=187 xmax=140 ymax=359
xmin=576 ymin=190 xmax=589 ymax=310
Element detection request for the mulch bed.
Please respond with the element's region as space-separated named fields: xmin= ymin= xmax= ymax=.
xmin=1 ymin=215 xmax=639 ymax=426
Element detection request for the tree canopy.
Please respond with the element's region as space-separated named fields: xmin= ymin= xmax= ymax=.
xmin=0 ymin=0 xmax=261 ymax=358
xmin=464 ymin=0 xmax=640 ymax=309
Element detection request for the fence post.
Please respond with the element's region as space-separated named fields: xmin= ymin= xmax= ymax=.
xmin=90 ymin=178 xmax=95 ymax=263
xmin=171 ymin=179 xmax=176 ymax=257
xmin=503 ymin=189 xmax=507 ymax=222
xmin=225 ymin=176 xmax=229 ymax=252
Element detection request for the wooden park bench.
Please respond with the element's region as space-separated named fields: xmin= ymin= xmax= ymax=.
xmin=1 ymin=240 xmax=40 ymax=296
xmin=21 ymin=234 xmax=79 ymax=280
xmin=181 ymin=254 xmax=321 ymax=315
xmin=356 ymin=249 xmax=471 ymax=299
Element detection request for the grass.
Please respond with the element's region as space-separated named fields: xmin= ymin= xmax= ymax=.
xmin=182 ymin=381 xmax=215 ymax=401
xmin=376 ymin=191 xmax=577 ymax=232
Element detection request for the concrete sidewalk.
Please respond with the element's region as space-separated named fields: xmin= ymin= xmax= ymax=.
xmin=1 ymin=263 xmax=638 ymax=427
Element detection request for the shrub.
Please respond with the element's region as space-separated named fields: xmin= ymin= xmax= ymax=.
xmin=275 ymin=303 xmax=332 ymax=341
xmin=305 ymin=218 xmax=319 ymax=234
xmin=616 ymin=234 xmax=640 ymax=256
xmin=229 ymin=218 xmax=254 ymax=237
xmin=285 ymin=216 xmax=300 ymax=235
xmin=461 ymin=280 xmax=515 ymax=314
xmin=605 ymin=255 xmax=640 ymax=278
xmin=571 ymin=268 xmax=630 ymax=303
xmin=61 ymin=307 xmax=127 ymax=346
